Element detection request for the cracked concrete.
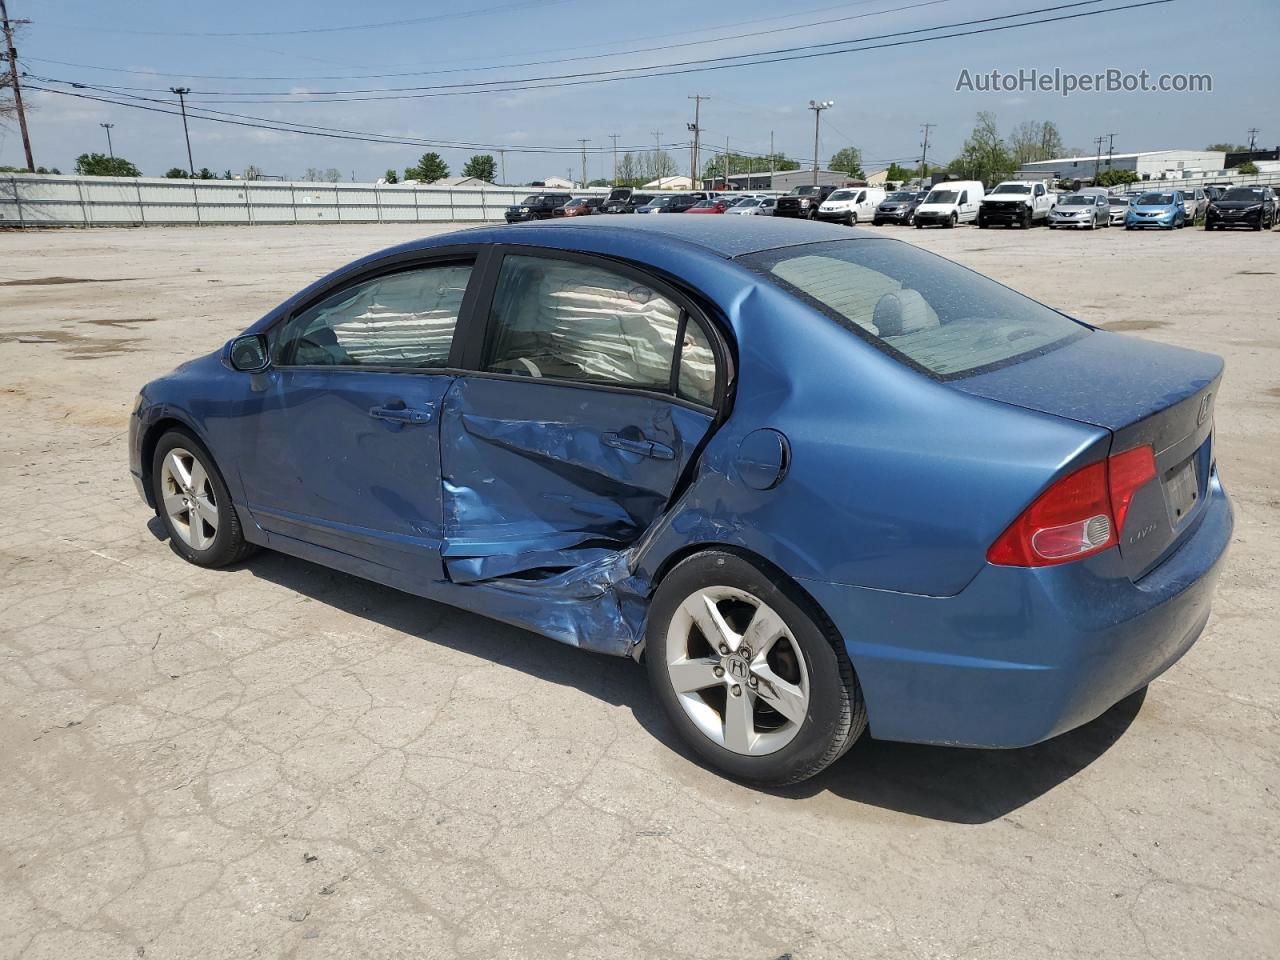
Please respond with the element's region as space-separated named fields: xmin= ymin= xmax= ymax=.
xmin=1 ymin=223 xmax=1277 ymax=959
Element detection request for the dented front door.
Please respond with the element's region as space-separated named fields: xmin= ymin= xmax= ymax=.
xmin=438 ymin=250 xmax=720 ymax=583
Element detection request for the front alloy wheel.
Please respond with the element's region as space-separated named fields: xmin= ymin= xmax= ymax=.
xmin=160 ymin=447 xmax=220 ymax=550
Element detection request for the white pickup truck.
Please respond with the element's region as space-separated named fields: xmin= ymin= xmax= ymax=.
xmin=977 ymin=181 xmax=1055 ymax=228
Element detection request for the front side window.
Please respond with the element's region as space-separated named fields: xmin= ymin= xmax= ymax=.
xmin=279 ymin=262 xmax=472 ymax=368
xmin=484 ymin=255 xmax=684 ymax=393
xmin=741 ymin=239 xmax=1087 ymax=379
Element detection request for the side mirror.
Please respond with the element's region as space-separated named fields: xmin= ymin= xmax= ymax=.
xmin=228 ymin=333 xmax=270 ymax=373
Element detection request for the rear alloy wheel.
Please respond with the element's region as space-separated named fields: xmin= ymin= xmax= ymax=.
xmin=647 ymin=551 xmax=866 ymax=785
xmin=152 ymin=430 xmax=255 ymax=568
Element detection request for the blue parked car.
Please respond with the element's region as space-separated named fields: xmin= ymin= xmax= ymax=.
xmin=1126 ymin=190 xmax=1188 ymax=230
xmin=130 ymin=218 xmax=1231 ymax=785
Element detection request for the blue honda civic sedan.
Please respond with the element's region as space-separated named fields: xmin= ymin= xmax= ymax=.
xmin=130 ymin=217 xmax=1231 ymax=785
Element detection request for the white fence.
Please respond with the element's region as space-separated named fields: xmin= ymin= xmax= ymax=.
xmin=0 ymin=174 xmax=609 ymax=228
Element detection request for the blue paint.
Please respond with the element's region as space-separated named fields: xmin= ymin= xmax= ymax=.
xmin=130 ymin=218 xmax=1232 ymax=747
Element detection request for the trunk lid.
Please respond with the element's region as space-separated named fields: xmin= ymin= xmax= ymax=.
xmin=954 ymin=331 xmax=1223 ymax=580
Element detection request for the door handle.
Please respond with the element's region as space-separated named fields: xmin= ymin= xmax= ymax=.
xmin=369 ymin=405 xmax=432 ymax=424
xmin=601 ymin=432 xmax=675 ymax=460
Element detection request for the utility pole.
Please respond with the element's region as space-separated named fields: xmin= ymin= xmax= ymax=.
xmin=1105 ymin=132 xmax=1117 ymax=174
xmin=688 ymin=95 xmax=708 ymax=189
xmin=170 ymin=87 xmax=195 ymax=175
xmin=100 ymin=122 xmax=115 ymax=160
xmin=1092 ymin=135 xmax=1105 ymax=181
xmin=769 ymin=131 xmax=775 ymax=190
xmin=919 ymin=122 xmax=935 ymax=183
xmin=1 ymin=0 xmax=34 ymax=171
xmin=808 ymin=100 xmax=833 ymax=186
xmin=724 ymin=136 xmax=730 ymax=189
xmin=1247 ymin=127 xmax=1259 ymax=154
xmin=609 ymin=133 xmax=619 ymax=186
xmin=578 ymin=138 xmax=589 ymax=189
xmin=651 ymin=128 xmax=662 ymax=183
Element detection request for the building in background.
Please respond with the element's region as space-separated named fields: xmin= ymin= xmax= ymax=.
xmin=701 ymin=168 xmax=851 ymax=191
xmin=1016 ymin=149 xmax=1226 ymax=183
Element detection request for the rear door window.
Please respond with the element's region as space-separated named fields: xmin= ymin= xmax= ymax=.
xmin=741 ymin=239 xmax=1087 ymax=379
xmin=484 ymin=254 xmax=711 ymax=397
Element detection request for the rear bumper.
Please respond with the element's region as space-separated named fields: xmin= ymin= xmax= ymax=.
xmin=801 ymin=472 xmax=1232 ymax=748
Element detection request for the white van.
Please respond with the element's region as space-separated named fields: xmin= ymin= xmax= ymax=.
xmin=913 ymin=181 xmax=985 ymax=228
xmin=816 ymin=187 xmax=887 ymax=226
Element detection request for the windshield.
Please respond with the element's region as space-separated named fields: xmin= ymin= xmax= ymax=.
xmin=1222 ymin=188 xmax=1264 ymax=201
xmin=925 ymin=190 xmax=958 ymax=204
xmin=1109 ymin=197 xmax=1130 ymax=206
xmin=1061 ymin=195 xmax=1093 ymax=206
xmin=1138 ymin=193 xmax=1175 ymax=205
xmin=827 ymin=190 xmax=856 ymax=201
xmin=885 ymin=192 xmax=913 ymax=201
xmin=741 ymin=239 xmax=1087 ymax=379
xmin=738 ymin=199 xmax=761 ymax=207
xmin=790 ymin=186 xmax=821 ymax=195
xmin=992 ymin=184 xmax=1031 ymax=194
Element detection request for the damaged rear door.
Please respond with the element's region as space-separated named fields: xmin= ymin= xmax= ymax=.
xmin=440 ymin=249 xmax=725 ymax=584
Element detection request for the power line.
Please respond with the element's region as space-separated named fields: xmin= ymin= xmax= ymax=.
xmin=25 ymin=82 xmax=679 ymax=155
xmin=19 ymin=0 xmax=958 ymax=81
xmin=29 ymin=1 xmax=1154 ymax=102
xmin=35 ymin=0 xmax=575 ymax=38
xmin=26 ymin=0 xmax=959 ymax=87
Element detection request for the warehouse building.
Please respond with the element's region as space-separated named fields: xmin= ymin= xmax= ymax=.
xmin=1016 ymin=149 xmax=1226 ymax=182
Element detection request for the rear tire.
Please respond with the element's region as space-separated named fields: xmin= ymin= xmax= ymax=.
xmin=646 ymin=551 xmax=866 ymax=786
xmin=151 ymin=429 xmax=257 ymax=568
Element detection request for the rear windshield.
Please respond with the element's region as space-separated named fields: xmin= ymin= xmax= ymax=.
xmin=740 ymin=239 xmax=1087 ymax=379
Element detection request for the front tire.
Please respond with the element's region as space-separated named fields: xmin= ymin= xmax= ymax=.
xmin=947 ymin=213 xmax=957 ymax=228
xmin=646 ymin=551 xmax=866 ymax=786
xmin=151 ymin=429 xmax=255 ymax=568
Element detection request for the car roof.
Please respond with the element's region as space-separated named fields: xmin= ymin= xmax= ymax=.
xmin=410 ymin=215 xmax=873 ymax=259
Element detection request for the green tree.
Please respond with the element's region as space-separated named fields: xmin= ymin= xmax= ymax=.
xmin=1095 ymin=169 xmax=1139 ymax=187
xmin=1237 ymin=161 xmax=1260 ymax=175
xmin=587 ymin=178 xmax=610 ymax=187
xmin=1008 ymin=120 xmax=1065 ymax=165
xmin=222 ymin=169 xmax=234 ymax=179
xmin=616 ymin=152 xmax=642 ymax=186
xmin=1206 ymin=143 xmax=1248 ymax=153
xmin=829 ymin=146 xmax=865 ymax=179
xmin=885 ymin=162 xmax=918 ymax=183
xmin=405 ymin=152 xmax=449 ymax=183
xmin=196 ymin=167 xmax=215 ymax=180
xmin=383 ymin=169 xmax=398 ymax=184
xmin=462 ymin=154 xmax=497 ymax=182
xmin=74 ymin=153 xmax=142 ymax=177
xmin=948 ymin=112 xmax=1016 ymax=187
xmin=165 ymin=168 xmax=190 ymax=179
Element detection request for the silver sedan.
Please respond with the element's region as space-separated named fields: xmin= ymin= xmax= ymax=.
xmin=725 ymin=197 xmax=776 ymax=216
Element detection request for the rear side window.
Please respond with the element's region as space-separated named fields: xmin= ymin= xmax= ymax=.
xmin=741 ymin=239 xmax=1087 ymax=379
xmin=484 ymin=255 xmax=682 ymax=392
xmin=279 ymin=261 xmax=472 ymax=368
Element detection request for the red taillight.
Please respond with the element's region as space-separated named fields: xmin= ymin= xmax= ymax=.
xmin=987 ymin=445 xmax=1156 ymax=567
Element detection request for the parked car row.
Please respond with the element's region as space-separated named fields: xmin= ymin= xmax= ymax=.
xmin=505 ymin=182 xmax=1279 ymax=233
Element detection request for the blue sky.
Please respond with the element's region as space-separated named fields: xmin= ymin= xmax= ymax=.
xmin=4 ymin=0 xmax=1277 ymax=182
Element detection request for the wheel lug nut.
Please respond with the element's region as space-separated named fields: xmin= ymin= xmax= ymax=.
xmin=748 ymin=676 xmax=757 ymax=688
xmin=730 ymin=684 xmax=742 ymax=697
xmin=713 ymin=666 xmax=724 ymax=678
xmin=718 ymin=644 xmax=730 ymax=655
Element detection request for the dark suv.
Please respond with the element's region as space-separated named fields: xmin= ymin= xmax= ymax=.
xmin=1205 ymin=185 xmax=1277 ymax=230
xmin=604 ymin=192 xmax=654 ymax=214
xmin=505 ymin=193 xmax=573 ymax=222
xmin=774 ymin=185 xmax=838 ymax=219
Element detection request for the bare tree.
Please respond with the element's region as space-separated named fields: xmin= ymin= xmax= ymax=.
xmin=1008 ymin=120 xmax=1066 ymax=165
